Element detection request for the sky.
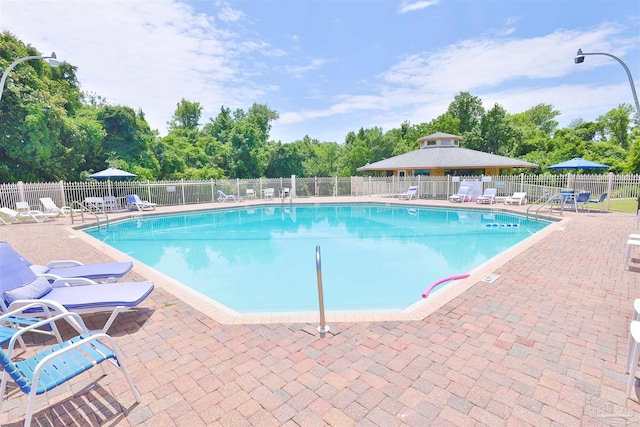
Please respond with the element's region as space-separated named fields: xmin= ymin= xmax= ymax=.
xmin=1 ymin=0 xmax=639 ymax=144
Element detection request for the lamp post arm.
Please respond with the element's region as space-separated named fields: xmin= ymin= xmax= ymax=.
xmin=0 ymin=55 xmax=56 ymax=104
xmin=581 ymin=51 xmax=640 ymax=119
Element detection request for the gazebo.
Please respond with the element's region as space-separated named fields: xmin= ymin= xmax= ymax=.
xmin=357 ymin=132 xmax=537 ymax=177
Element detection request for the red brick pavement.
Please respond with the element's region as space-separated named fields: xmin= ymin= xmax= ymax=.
xmin=1 ymin=205 xmax=640 ymax=426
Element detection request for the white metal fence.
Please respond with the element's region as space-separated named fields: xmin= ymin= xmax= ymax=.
xmin=1 ymin=173 xmax=638 ymax=211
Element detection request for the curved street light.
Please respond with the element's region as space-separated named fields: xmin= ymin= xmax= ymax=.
xmin=575 ymin=48 xmax=640 ymax=121
xmin=0 ymin=52 xmax=59 ymax=103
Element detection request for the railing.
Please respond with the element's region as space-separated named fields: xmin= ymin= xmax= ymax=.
xmin=526 ymin=192 xmax=559 ymax=221
xmin=316 ymin=245 xmax=329 ymax=336
xmin=0 ymin=173 xmax=637 ymax=211
xmin=72 ymin=203 xmax=109 ymax=230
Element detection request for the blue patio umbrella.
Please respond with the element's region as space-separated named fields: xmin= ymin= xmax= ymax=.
xmin=547 ymin=157 xmax=609 ymax=192
xmin=547 ymin=157 xmax=609 ymax=170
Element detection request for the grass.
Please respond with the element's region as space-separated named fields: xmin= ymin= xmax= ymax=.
xmin=609 ymin=198 xmax=638 ymax=213
xmin=530 ymin=197 xmax=637 ymax=213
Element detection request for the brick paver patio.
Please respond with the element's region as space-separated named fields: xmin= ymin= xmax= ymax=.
xmin=1 ymin=199 xmax=640 ymax=426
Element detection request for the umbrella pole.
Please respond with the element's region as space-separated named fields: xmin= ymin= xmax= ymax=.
xmin=108 ymin=178 xmax=112 ymax=196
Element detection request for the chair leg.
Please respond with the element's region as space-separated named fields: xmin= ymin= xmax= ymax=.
xmin=629 ymin=301 xmax=640 ymax=372
xmin=628 ymin=321 xmax=640 ymax=399
xmin=624 ymin=240 xmax=640 ymax=269
xmin=24 ymin=389 xmax=38 ymax=427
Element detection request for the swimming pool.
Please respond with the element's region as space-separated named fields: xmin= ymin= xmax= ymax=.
xmin=85 ymin=204 xmax=550 ymax=314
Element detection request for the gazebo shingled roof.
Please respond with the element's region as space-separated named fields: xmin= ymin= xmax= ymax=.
xmin=358 ymin=147 xmax=538 ymax=171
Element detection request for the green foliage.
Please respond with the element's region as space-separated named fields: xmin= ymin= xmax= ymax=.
xmin=2 ymin=34 xmax=639 ymax=183
xmin=597 ymin=104 xmax=633 ymax=149
xmin=167 ymin=98 xmax=202 ymax=131
xmin=447 ymin=92 xmax=484 ymax=134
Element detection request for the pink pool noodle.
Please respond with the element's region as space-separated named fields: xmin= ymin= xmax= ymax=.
xmin=422 ymin=273 xmax=470 ymax=298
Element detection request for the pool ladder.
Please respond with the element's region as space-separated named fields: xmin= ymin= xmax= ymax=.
xmin=526 ymin=192 xmax=564 ymax=221
xmin=69 ymin=201 xmax=110 ymax=230
xmin=316 ymin=245 xmax=329 ymax=336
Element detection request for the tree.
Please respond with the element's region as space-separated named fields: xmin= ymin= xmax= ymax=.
xmin=228 ymin=121 xmax=265 ymax=178
xmin=0 ymin=32 xmax=85 ymax=182
xmin=167 ymin=98 xmax=202 ymax=131
xmin=511 ymin=104 xmax=560 ymax=136
xmin=264 ymin=141 xmax=305 ymax=178
xmin=202 ymin=106 xmax=233 ymax=143
xmin=96 ymin=105 xmax=153 ymax=167
xmin=447 ymin=92 xmax=484 ymax=134
xmin=598 ymin=104 xmax=633 ymax=149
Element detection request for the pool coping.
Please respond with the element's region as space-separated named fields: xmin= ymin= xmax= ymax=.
xmin=70 ymin=197 xmax=568 ymax=325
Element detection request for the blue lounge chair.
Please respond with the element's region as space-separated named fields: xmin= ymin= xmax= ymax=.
xmin=126 ymin=194 xmax=157 ymax=211
xmin=586 ymin=192 xmax=607 ymax=212
xmin=217 ymin=189 xmax=244 ymax=203
xmin=398 ymin=186 xmax=418 ymax=200
xmin=2 ymin=242 xmax=134 ymax=282
xmin=0 ymin=242 xmax=154 ymax=333
xmin=575 ymin=191 xmax=591 ymax=211
xmin=0 ymin=310 xmax=140 ymax=427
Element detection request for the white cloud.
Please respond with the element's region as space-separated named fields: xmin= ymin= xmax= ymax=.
xmin=277 ymin=23 xmax=636 ymax=126
xmin=217 ymin=4 xmax=244 ymax=22
xmin=1 ymin=0 xmax=276 ymax=135
xmin=284 ymin=59 xmax=330 ymax=79
xmin=398 ymin=0 xmax=440 ymax=14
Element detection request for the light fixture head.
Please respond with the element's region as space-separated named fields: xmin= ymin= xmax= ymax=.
xmin=47 ymin=52 xmax=60 ymax=67
xmin=574 ymin=48 xmax=585 ymax=64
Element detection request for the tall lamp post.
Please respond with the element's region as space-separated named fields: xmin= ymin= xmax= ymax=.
xmin=0 ymin=52 xmax=59 ymax=103
xmin=575 ymin=48 xmax=640 ymax=121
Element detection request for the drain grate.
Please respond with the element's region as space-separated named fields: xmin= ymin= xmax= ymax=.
xmin=482 ymin=273 xmax=500 ymax=283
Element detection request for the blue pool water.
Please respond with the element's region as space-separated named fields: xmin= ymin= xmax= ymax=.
xmin=85 ymin=204 xmax=550 ymax=314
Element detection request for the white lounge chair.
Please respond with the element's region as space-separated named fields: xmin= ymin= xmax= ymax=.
xmin=39 ymin=197 xmax=81 ymax=217
xmin=449 ymin=186 xmax=471 ymax=203
xmin=504 ymin=192 xmax=527 ymax=205
xmin=476 ymin=188 xmax=497 ymax=204
xmin=399 ymin=186 xmax=419 ymax=200
xmin=1 ymin=205 xmax=56 ymax=223
xmin=217 ymin=190 xmax=244 ymax=203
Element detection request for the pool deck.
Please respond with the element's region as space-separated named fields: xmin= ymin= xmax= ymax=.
xmin=1 ymin=196 xmax=640 ymax=425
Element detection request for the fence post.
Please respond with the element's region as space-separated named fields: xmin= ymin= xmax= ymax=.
xmin=17 ymin=181 xmax=25 ymax=203
xmin=606 ymin=172 xmax=614 ymax=211
xmin=59 ymin=180 xmax=66 ymax=206
xmin=210 ymin=179 xmax=215 ymax=202
xmin=181 ymin=179 xmax=185 ymax=205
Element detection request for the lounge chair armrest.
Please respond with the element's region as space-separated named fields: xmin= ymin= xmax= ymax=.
xmin=28 ymin=332 xmax=117 ymax=378
xmin=51 ymin=277 xmax=98 ymax=287
xmin=1 ymin=300 xmax=61 ymax=323
xmin=34 ymin=272 xmax=63 ymax=281
xmin=4 ymin=309 xmax=88 ymax=355
xmin=46 ymin=260 xmax=84 ymax=268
